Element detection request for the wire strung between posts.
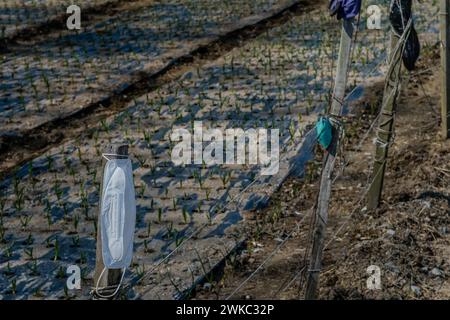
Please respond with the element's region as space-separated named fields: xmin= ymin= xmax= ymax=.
xmin=272 ymin=105 xmax=390 ymax=299
xmin=224 ymin=210 xmax=312 ymax=300
xmin=298 ymin=19 xmax=412 ymax=298
xmin=322 ymin=33 xmax=426 ymax=256
xmin=274 ymin=265 xmax=307 ymax=298
xmin=123 ymin=14 xmax=391 ymax=297
xmin=132 ymin=128 xmax=320 ymax=299
xmin=173 ymin=32 xmax=388 ymax=300
xmin=209 ymin=19 xmax=388 ymax=220
xmin=123 ymin=125 xmax=316 ymax=296
xmin=322 ymin=159 xmax=387 ymax=255
xmin=303 ymin=19 xmax=413 ymax=295
xmin=410 ymin=66 xmax=441 ymax=117
xmin=249 ymin=7 xmax=416 ymax=298
xmin=320 ymin=52 xmax=418 ymax=258
xmin=325 ymin=50 xmax=391 ymax=176
xmin=218 ymin=136 xmax=320 ymax=300
xmin=128 ymin=37 xmax=390 ymax=301
xmin=332 ymin=79 xmax=400 ymax=186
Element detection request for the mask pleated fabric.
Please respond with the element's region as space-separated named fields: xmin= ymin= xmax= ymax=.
xmin=94 ymin=158 xmax=136 ymax=299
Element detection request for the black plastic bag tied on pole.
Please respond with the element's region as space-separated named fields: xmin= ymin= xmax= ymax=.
xmin=389 ymin=0 xmax=421 ymax=71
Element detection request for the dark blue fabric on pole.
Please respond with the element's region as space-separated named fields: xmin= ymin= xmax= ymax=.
xmin=329 ymin=0 xmax=362 ymax=20
xmin=329 ymin=0 xmax=342 ymax=17
xmin=341 ymin=0 xmax=362 ymax=19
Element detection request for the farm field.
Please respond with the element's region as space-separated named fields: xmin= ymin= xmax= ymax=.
xmin=1 ymin=0 xmax=116 ymax=38
xmin=0 ymin=0 xmax=448 ymax=301
xmin=0 ymin=0 xmax=308 ymax=177
xmin=0 ymin=0 xmax=298 ymax=135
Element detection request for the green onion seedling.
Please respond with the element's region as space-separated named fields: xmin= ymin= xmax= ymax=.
xmin=0 ymin=226 xmax=5 ymax=244
xmin=79 ymin=251 xmax=87 ymax=265
xmin=19 ymin=215 xmax=32 ymax=230
xmin=146 ymin=221 xmax=151 ymax=238
xmin=28 ymin=260 xmax=39 ymax=276
xmin=71 ymin=235 xmax=80 ymax=248
xmin=157 ymin=208 xmax=163 ymax=224
xmin=24 ymin=234 xmax=34 ymax=246
xmin=53 ymin=238 xmax=60 ymax=261
xmin=10 ymin=278 xmax=17 ymax=295
xmin=55 ymin=266 xmax=65 ymax=279
xmin=24 ymin=247 xmax=33 ymax=260
xmin=73 ymin=214 xmax=79 ymax=233
xmin=182 ymin=207 xmax=189 ymax=224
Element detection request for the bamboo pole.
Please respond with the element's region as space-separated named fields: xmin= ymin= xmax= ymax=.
xmin=367 ymin=28 xmax=404 ymax=210
xmin=441 ymin=0 xmax=450 ymax=139
xmin=304 ymin=18 xmax=355 ymax=300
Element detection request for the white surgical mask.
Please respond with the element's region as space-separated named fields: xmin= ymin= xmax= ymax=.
xmin=94 ymin=157 xmax=136 ymax=299
xmin=101 ymin=158 xmax=136 ymax=269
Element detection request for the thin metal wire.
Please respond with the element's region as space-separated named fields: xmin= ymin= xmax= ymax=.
xmin=124 ymin=125 xmax=317 ymax=297
xmin=277 ymin=19 xmax=416 ymax=298
xmin=225 ymin=211 xmax=311 ymax=300
xmin=122 ymin=8 xmax=394 ymax=298
xmin=225 ymin=111 xmax=390 ymax=300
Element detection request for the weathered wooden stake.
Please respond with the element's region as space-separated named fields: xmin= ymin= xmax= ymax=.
xmin=93 ymin=144 xmax=128 ymax=299
xmin=367 ymin=29 xmax=403 ymax=210
xmin=304 ymin=18 xmax=355 ymax=300
xmin=441 ymin=0 xmax=450 ymax=139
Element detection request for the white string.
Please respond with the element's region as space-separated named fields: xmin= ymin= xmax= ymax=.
xmin=94 ymin=267 xmax=127 ymax=299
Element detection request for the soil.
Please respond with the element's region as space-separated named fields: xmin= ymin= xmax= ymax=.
xmin=194 ymin=43 xmax=450 ymax=300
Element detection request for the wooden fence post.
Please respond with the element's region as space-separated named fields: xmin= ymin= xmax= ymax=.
xmin=304 ymin=18 xmax=355 ymax=300
xmin=367 ymin=28 xmax=403 ymax=209
xmin=93 ymin=144 xmax=128 ymax=299
xmin=441 ymin=0 xmax=450 ymax=139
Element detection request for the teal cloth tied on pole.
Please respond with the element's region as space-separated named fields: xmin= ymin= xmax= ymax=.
xmin=316 ymin=117 xmax=333 ymax=150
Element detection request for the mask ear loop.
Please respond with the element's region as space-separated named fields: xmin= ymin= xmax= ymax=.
xmin=94 ymin=267 xmax=127 ymax=299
